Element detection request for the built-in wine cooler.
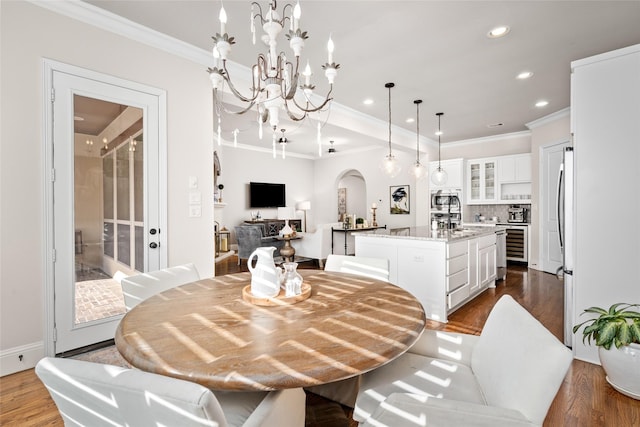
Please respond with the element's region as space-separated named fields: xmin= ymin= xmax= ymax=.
xmin=504 ymin=225 xmax=528 ymax=263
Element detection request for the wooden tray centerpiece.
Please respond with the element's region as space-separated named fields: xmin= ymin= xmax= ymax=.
xmin=242 ymin=282 xmax=311 ymax=306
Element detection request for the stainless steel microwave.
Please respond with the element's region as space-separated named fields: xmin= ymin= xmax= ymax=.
xmin=431 ymin=189 xmax=461 ymax=212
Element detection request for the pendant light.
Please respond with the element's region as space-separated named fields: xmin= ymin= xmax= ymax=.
xmin=380 ymin=82 xmax=401 ymax=178
xmin=431 ymin=112 xmax=448 ymax=185
xmin=410 ymin=99 xmax=427 ymax=180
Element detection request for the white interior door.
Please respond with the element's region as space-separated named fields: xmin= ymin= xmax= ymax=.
xmin=540 ymin=141 xmax=569 ymax=273
xmin=45 ymin=61 xmax=166 ymax=354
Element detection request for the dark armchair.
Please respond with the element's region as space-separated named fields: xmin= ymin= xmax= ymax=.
xmin=234 ymin=225 xmax=284 ymax=265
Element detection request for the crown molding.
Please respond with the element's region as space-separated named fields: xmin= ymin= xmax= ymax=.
xmin=29 ymin=0 xmax=223 ymax=70
xmin=443 ymin=130 xmax=532 ymax=148
xmin=525 ymin=107 xmax=570 ymax=129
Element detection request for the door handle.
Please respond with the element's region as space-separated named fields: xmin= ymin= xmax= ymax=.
xmin=150 ymin=228 xmax=158 ymax=235
xmin=149 ymin=242 xmax=159 ymax=249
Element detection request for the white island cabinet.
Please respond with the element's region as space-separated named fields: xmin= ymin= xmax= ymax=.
xmin=356 ymin=227 xmax=496 ymax=322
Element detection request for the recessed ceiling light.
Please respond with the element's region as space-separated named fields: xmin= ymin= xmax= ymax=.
xmin=363 ymin=99 xmax=374 ymax=105
xmin=517 ymin=71 xmax=533 ymax=80
xmin=435 ymin=130 xmax=443 ymax=136
xmin=406 ymin=118 xmax=415 ymax=123
xmin=487 ymin=25 xmax=510 ymax=38
xmin=535 ymin=100 xmax=549 ymax=108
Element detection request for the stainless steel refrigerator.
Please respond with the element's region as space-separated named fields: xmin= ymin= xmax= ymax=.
xmin=557 ymin=146 xmax=574 ymax=347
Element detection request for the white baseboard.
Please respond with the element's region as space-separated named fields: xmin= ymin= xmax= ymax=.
xmin=0 ymin=342 xmax=44 ymax=376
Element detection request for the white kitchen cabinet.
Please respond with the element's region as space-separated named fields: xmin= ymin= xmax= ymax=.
xmin=498 ymin=154 xmax=532 ymax=203
xmin=468 ymin=238 xmax=479 ymax=294
xmin=466 ymin=158 xmax=498 ymax=204
xmin=429 ymin=158 xmax=464 ymax=190
xmin=478 ymin=236 xmax=497 ymax=288
xmin=355 ymin=231 xmax=496 ymax=322
xmin=499 ymin=154 xmax=531 ymax=183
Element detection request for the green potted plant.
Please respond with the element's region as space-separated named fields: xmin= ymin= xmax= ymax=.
xmin=356 ymin=217 xmax=364 ymax=229
xmin=573 ymin=303 xmax=640 ymax=399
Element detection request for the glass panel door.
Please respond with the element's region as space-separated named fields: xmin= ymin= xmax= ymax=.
xmin=74 ymin=96 xmax=143 ymax=327
xmin=484 ymin=161 xmax=496 ymax=200
xmin=48 ymin=64 xmax=165 ymax=355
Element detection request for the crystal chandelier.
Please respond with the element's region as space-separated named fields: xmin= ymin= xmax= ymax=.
xmin=208 ymin=1 xmax=340 ymax=143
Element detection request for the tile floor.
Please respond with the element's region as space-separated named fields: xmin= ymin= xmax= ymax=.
xmin=75 ymin=268 xmax=126 ymax=324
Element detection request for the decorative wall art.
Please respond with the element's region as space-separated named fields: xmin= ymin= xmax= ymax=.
xmin=390 ymin=185 xmax=410 ymax=214
xmin=338 ymin=187 xmax=347 ymax=219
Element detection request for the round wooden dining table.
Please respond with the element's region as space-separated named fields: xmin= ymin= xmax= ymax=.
xmin=115 ymin=270 xmax=426 ymax=391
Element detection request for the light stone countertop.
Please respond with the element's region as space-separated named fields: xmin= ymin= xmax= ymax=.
xmin=358 ymin=226 xmax=498 ymax=243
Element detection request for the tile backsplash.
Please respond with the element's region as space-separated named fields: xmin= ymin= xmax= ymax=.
xmin=463 ymin=204 xmax=531 ymax=223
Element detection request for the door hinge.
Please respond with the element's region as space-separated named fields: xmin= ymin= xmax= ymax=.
xmin=53 ymin=328 xmax=57 ymax=342
xmin=570 ymin=133 xmax=574 ymax=145
xmin=51 ymin=87 xmax=55 ymax=102
xmin=51 ymin=168 xmax=56 ymax=182
xmin=52 ymin=249 xmax=57 ymax=263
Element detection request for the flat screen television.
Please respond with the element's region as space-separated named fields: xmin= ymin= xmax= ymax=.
xmin=249 ymin=182 xmax=286 ymax=208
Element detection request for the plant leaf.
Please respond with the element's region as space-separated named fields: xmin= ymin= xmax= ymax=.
xmin=595 ymin=321 xmax=619 ymax=348
xmin=581 ymin=306 xmax=608 ymax=316
xmin=617 ymin=322 xmax=632 ymax=347
xmin=629 ymin=320 xmax=640 ymax=343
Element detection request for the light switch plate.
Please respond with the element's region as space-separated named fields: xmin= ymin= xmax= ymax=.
xmin=188 ymin=176 xmax=198 ymax=189
xmin=189 ymin=205 xmax=201 ymax=217
xmin=189 ymin=191 xmax=202 ymax=204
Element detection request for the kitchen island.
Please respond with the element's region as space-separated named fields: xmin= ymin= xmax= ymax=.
xmin=355 ymin=226 xmax=497 ymax=322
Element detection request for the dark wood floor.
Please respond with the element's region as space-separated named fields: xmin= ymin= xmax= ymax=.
xmin=1 ymin=259 xmax=638 ymax=426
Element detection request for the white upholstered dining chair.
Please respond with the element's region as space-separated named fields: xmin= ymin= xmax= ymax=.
xmin=304 ymin=254 xmax=391 ymax=408
xmin=36 ymin=357 xmax=306 ymax=427
xmin=323 ymin=254 xmax=390 ymax=282
xmin=353 ymin=295 xmax=573 ymax=426
xmin=121 ymin=263 xmax=200 ymax=310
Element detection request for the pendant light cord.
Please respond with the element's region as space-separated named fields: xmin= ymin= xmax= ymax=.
xmin=414 ymin=99 xmax=422 ymax=164
xmin=386 ymin=83 xmax=394 ymax=157
xmin=436 ymin=112 xmax=443 ymax=169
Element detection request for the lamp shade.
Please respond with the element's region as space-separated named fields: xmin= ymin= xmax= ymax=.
xmin=296 ymin=201 xmax=311 ymax=211
xmin=277 ymin=207 xmax=295 ymax=219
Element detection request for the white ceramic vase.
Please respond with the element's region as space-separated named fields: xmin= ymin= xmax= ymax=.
xmin=598 ymin=342 xmax=640 ymax=400
xmin=247 ymin=246 xmax=280 ymax=298
xmin=279 ymin=220 xmax=294 ymax=237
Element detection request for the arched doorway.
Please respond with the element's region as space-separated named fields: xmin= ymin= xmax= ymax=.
xmin=336 ymin=169 xmax=367 ymax=222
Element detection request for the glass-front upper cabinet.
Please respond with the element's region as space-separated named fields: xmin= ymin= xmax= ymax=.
xmin=466 ymin=158 xmax=497 ymax=204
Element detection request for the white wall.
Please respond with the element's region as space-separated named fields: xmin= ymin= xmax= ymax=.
xmin=338 ymin=173 xmax=367 ymax=221
xmin=315 ymin=148 xmax=427 ymax=230
xmin=571 ymin=45 xmax=640 ymax=364
xmin=218 ymin=146 xmax=315 ymax=242
xmin=0 ymin=1 xmax=214 ymax=371
xmin=528 ymin=112 xmax=571 ymax=271
xmin=217 ymin=143 xmax=429 ymax=243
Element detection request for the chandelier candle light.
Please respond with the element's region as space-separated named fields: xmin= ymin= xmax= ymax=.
xmin=431 ymin=112 xmax=448 ymax=185
xmin=208 ymin=1 xmax=340 ymax=144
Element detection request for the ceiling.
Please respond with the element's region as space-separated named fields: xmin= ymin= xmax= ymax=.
xmin=82 ymin=1 xmax=640 ymax=157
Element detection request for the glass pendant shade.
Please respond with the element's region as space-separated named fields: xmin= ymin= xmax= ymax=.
xmin=430 ymin=112 xmax=448 ymax=185
xmin=381 ymin=82 xmax=401 ymax=177
xmin=431 ymin=166 xmax=448 ymax=185
xmin=380 ymin=154 xmax=402 ymax=178
xmin=411 ymin=162 xmax=428 ymax=180
xmin=410 ymin=99 xmax=426 ymax=180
